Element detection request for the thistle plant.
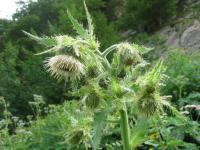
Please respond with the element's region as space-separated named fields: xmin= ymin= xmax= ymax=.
xmin=24 ymin=2 xmax=178 ymax=150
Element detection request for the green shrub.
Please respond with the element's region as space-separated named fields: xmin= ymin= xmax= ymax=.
xmin=121 ymin=0 xmax=178 ymax=31
xmin=1 ymin=99 xmax=199 ymax=150
xmin=163 ymin=49 xmax=200 ymax=103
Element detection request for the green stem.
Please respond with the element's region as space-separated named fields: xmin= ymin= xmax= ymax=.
xmin=120 ymin=104 xmax=131 ymax=150
xmin=102 ymin=45 xmax=117 ymax=57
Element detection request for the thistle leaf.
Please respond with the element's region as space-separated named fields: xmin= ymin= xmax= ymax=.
xmin=67 ymin=10 xmax=89 ymax=39
xmin=132 ymin=43 xmax=153 ymax=55
xmin=35 ymin=47 xmax=56 ymax=55
xmin=84 ymin=1 xmax=94 ymax=38
xmin=23 ymin=30 xmax=56 ymax=47
xmin=92 ymin=108 xmax=109 ymax=150
xmin=147 ymin=59 xmax=165 ymax=84
xmin=130 ymin=118 xmax=149 ymax=149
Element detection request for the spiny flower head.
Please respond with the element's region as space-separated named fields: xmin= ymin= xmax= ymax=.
xmin=110 ymin=79 xmax=124 ymax=98
xmin=117 ymin=43 xmax=142 ymax=66
xmin=89 ymin=39 xmax=100 ymax=51
xmin=45 ymin=55 xmax=85 ymax=80
xmin=136 ymin=93 xmax=160 ymax=116
xmin=86 ymin=64 xmax=100 ymax=78
xmin=134 ymin=60 xmax=167 ymax=116
xmin=136 ymin=60 xmax=165 ymax=93
xmin=80 ymin=80 xmax=103 ymax=109
xmin=67 ymin=129 xmax=84 ymax=145
xmin=138 ymin=80 xmax=157 ymax=97
xmin=85 ymin=92 xmax=100 ymax=109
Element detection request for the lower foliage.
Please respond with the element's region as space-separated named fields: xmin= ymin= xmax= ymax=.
xmin=0 ymin=99 xmax=199 ymax=150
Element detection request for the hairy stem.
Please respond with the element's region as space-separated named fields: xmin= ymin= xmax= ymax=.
xmin=120 ymin=104 xmax=131 ymax=150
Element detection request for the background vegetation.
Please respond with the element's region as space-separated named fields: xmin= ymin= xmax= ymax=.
xmin=0 ymin=0 xmax=199 ymax=149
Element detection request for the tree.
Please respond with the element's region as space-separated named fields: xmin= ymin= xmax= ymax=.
xmin=121 ymin=0 xmax=178 ymax=32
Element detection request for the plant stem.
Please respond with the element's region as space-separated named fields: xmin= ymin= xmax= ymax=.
xmin=120 ymin=104 xmax=131 ymax=150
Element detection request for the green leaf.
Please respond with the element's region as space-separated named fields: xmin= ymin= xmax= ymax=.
xmin=92 ymin=108 xmax=109 ymax=150
xmin=130 ymin=118 xmax=149 ymax=149
xmin=106 ymin=144 xmax=114 ymax=150
xmin=84 ymin=1 xmax=94 ymax=38
xmin=67 ymin=10 xmax=89 ymax=39
xmin=23 ymin=30 xmax=56 ymax=47
xmin=168 ymin=139 xmax=186 ymax=146
xmin=144 ymin=140 xmax=158 ymax=147
xmin=132 ymin=43 xmax=153 ymax=55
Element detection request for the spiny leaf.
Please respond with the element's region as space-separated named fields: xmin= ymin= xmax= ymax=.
xmin=130 ymin=118 xmax=149 ymax=149
xmin=67 ymin=10 xmax=89 ymax=39
xmin=23 ymin=30 xmax=56 ymax=47
xmin=84 ymin=1 xmax=94 ymax=38
xmin=132 ymin=43 xmax=153 ymax=55
xmin=148 ymin=59 xmax=165 ymax=83
xmin=92 ymin=108 xmax=109 ymax=150
xmin=35 ymin=47 xmax=56 ymax=55
xmin=160 ymin=99 xmax=186 ymax=122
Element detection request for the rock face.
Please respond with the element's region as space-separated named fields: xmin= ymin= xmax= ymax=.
xmin=158 ymin=20 xmax=200 ymax=53
xmin=157 ymin=0 xmax=200 ymax=53
xmin=180 ymin=21 xmax=200 ymax=50
xmin=158 ymin=26 xmax=180 ymax=48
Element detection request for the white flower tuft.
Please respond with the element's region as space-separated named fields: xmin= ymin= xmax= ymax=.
xmin=44 ymin=55 xmax=85 ymax=80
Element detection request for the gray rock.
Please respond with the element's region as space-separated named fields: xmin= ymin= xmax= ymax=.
xmin=158 ymin=26 xmax=180 ymax=48
xmin=157 ymin=20 xmax=200 ymax=53
xmin=180 ymin=21 xmax=200 ymax=51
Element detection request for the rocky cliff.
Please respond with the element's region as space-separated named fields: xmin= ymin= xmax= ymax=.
xmin=157 ymin=0 xmax=200 ymax=53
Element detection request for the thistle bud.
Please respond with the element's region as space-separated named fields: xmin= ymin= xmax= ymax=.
xmin=110 ymin=80 xmax=123 ymax=98
xmin=68 ymin=129 xmax=84 ymax=145
xmin=141 ymin=81 xmax=156 ymax=95
xmin=117 ymin=43 xmax=142 ymax=66
xmin=145 ymin=83 xmax=156 ymax=94
xmin=85 ymin=92 xmax=100 ymax=109
xmin=86 ymin=64 xmax=99 ymax=78
xmin=45 ymin=55 xmax=85 ymax=80
xmin=137 ymin=95 xmax=159 ymax=116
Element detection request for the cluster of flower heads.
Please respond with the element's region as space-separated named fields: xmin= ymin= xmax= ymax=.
xmin=43 ymin=37 xmax=102 ymax=81
xmin=24 ymin=1 xmax=169 ymax=118
xmin=17 ymin=3 xmax=180 ymax=150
